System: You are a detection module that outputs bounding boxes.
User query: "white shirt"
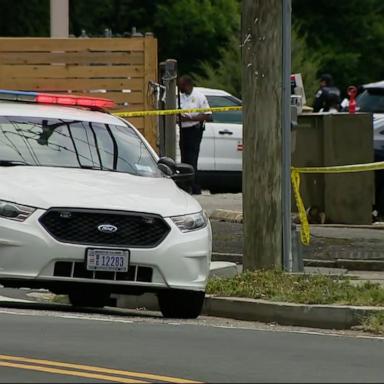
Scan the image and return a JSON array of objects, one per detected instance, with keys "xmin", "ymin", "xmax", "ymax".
[
  {"xmin": 320, "ymin": 107, "xmax": 339, "ymax": 113},
  {"xmin": 178, "ymin": 88, "xmax": 211, "ymax": 128}
]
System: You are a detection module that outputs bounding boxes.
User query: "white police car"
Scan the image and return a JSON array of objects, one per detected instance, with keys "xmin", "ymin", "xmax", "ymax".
[{"xmin": 0, "ymin": 90, "xmax": 211, "ymax": 318}]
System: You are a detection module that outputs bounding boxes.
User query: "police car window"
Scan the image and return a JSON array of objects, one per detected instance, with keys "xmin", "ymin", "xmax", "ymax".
[
  {"xmin": 206, "ymin": 96, "xmax": 242, "ymax": 124},
  {"xmin": 0, "ymin": 117, "xmax": 161, "ymax": 177}
]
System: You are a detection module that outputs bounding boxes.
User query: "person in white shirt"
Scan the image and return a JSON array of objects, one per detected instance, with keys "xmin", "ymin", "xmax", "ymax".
[{"xmin": 178, "ymin": 75, "xmax": 212, "ymax": 194}]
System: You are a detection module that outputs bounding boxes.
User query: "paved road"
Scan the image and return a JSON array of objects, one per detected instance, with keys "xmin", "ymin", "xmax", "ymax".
[{"xmin": 0, "ymin": 291, "xmax": 384, "ymax": 383}]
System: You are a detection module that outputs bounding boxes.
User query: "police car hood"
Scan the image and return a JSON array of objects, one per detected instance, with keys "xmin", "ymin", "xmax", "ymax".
[{"xmin": 0, "ymin": 166, "xmax": 202, "ymax": 217}]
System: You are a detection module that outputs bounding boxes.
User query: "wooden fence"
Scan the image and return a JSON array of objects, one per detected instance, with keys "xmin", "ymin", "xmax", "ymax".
[{"xmin": 0, "ymin": 36, "xmax": 158, "ymax": 149}]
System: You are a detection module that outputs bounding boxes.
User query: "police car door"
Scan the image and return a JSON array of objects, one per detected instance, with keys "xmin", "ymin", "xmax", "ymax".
[{"xmin": 205, "ymin": 95, "xmax": 242, "ymax": 171}]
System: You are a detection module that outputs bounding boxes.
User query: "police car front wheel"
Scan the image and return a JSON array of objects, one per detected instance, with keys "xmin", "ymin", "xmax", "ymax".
[{"xmin": 158, "ymin": 289, "xmax": 205, "ymax": 319}]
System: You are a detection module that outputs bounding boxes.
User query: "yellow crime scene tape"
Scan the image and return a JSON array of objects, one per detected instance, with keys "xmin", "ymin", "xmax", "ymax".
[
  {"xmin": 116, "ymin": 105, "xmax": 383, "ymax": 248},
  {"xmin": 114, "ymin": 106, "xmax": 242, "ymax": 118},
  {"xmin": 291, "ymin": 161, "xmax": 384, "ymax": 246}
]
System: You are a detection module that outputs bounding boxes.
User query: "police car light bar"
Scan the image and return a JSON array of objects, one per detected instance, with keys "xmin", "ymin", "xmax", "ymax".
[{"xmin": 0, "ymin": 90, "xmax": 115, "ymax": 109}]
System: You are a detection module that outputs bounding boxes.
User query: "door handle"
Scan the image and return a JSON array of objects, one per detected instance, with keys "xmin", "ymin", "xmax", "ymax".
[{"xmin": 218, "ymin": 130, "xmax": 233, "ymax": 135}]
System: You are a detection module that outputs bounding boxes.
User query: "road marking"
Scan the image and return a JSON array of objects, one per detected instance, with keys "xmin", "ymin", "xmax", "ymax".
[
  {"xmin": 0, "ymin": 308, "xmax": 134, "ymax": 323},
  {"xmin": 0, "ymin": 295, "xmax": 31, "ymax": 303},
  {"xmin": 0, "ymin": 361, "xmax": 146, "ymax": 383},
  {"xmin": 0, "ymin": 355, "xmax": 200, "ymax": 384},
  {"xmin": 1, "ymin": 305, "xmax": 384, "ymax": 342},
  {"xmin": 209, "ymin": 323, "xmax": 384, "ymax": 341}
]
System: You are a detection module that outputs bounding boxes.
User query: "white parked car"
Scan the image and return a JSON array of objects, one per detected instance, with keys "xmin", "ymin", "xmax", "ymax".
[
  {"xmin": 176, "ymin": 87, "xmax": 242, "ymax": 193},
  {"xmin": 0, "ymin": 90, "xmax": 211, "ymax": 318},
  {"xmin": 356, "ymin": 81, "xmax": 384, "ymax": 214}
]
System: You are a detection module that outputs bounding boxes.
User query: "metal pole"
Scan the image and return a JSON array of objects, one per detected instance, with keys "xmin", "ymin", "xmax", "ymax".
[
  {"xmin": 50, "ymin": 0, "xmax": 69, "ymax": 38},
  {"xmin": 158, "ymin": 62, "xmax": 166, "ymax": 156},
  {"xmin": 282, "ymin": 0, "xmax": 292, "ymax": 271},
  {"xmin": 163, "ymin": 59, "xmax": 177, "ymax": 159}
]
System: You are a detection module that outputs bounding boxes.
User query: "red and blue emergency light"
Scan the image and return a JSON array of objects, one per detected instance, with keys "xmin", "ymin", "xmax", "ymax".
[{"xmin": 0, "ymin": 90, "xmax": 115, "ymax": 109}]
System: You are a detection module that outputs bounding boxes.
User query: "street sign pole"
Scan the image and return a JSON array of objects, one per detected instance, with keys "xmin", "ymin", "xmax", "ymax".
[{"xmin": 282, "ymin": 0, "xmax": 292, "ymax": 271}]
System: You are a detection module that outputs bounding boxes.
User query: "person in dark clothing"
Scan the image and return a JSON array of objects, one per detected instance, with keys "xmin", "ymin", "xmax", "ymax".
[
  {"xmin": 313, "ymin": 74, "xmax": 341, "ymax": 112},
  {"xmin": 178, "ymin": 75, "xmax": 212, "ymax": 194}
]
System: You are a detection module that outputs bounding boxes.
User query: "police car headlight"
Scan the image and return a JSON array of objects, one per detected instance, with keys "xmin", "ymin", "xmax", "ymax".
[
  {"xmin": 0, "ymin": 200, "xmax": 36, "ymax": 222},
  {"xmin": 171, "ymin": 211, "xmax": 208, "ymax": 232}
]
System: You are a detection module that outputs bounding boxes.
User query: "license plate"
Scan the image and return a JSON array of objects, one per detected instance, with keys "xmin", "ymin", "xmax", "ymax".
[{"xmin": 86, "ymin": 249, "xmax": 130, "ymax": 272}]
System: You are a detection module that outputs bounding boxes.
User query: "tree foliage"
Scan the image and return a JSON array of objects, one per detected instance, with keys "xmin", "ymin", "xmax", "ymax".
[
  {"xmin": 193, "ymin": 25, "xmax": 320, "ymax": 102},
  {"xmin": 193, "ymin": 34, "xmax": 241, "ymax": 97},
  {"xmin": 293, "ymin": 0, "xmax": 384, "ymax": 93},
  {"xmin": 70, "ymin": 0, "xmax": 239, "ymax": 74},
  {"xmin": 0, "ymin": 0, "xmax": 49, "ymax": 36},
  {"xmin": 0, "ymin": 0, "xmax": 384, "ymax": 100},
  {"xmin": 153, "ymin": 0, "xmax": 240, "ymax": 74}
]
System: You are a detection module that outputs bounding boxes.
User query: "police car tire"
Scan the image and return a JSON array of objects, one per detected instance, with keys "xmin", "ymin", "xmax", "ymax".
[
  {"xmin": 68, "ymin": 290, "xmax": 110, "ymax": 308},
  {"xmin": 158, "ymin": 290, "xmax": 205, "ymax": 319}
]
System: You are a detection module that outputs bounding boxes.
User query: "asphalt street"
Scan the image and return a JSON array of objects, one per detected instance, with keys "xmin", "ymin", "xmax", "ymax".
[{"xmin": 0, "ymin": 290, "xmax": 384, "ymax": 383}]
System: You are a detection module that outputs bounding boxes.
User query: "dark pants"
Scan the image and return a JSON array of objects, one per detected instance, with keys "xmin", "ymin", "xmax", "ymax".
[{"xmin": 179, "ymin": 124, "xmax": 203, "ymax": 194}]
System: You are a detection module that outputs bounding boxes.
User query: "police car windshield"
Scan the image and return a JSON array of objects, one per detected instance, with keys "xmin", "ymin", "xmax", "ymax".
[
  {"xmin": 0, "ymin": 116, "xmax": 161, "ymax": 177},
  {"xmin": 357, "ymin": 89, "xmax": 384, "ymax": 113}
]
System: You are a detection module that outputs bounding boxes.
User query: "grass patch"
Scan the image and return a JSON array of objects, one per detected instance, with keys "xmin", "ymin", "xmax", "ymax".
[
  {"xmin": 207, "ymin": 270, "xmax": 384, "ymax": 306},
  {"xmin": 51, "ymin": 295, "xmax": 69, "ymax": 304},
  {"xmin": 361, "ymin": 313, "xmax": 384, "ymax": 334}
]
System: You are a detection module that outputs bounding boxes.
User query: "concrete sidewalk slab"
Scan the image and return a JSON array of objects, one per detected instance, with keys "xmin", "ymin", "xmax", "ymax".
[{"xmin": 194, "ymin": 193, "xmax": 242, "ymax": 216}]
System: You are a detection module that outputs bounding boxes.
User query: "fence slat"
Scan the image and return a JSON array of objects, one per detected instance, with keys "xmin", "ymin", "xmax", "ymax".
[
  {"xmin": 67, "ymin": 91, "xmax": 144, "ymax": 105},
  {"xmin": 0, "ymin": 52, "xmax": 144, "ymax": 65},
  {"xmin": 0, "ymin": 78, "xmax": 143, "ymax": 91},
  {"xmin": 123, "ymin": 116, "xmax": 144, "ymax": 128},
  {"xmin": 0, "ymin": 37, "xmax": 158, "ymax": 150},
  {"xmin": 0, "ymin": 38, "xmax": 144, "ymax": 52},
  {"xmin": 0, "ymin": 65, "xmax": 144, "ymax": 78}
]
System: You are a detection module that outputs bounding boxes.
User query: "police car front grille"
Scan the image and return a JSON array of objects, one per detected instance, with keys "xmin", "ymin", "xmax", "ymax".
[
  {"xmin": 39, "ymin": 209, "xmax": 170, "ymax": 247},
  {"xmin": 54, "ymin": 261, "xmax": 153, "ymax": 283}
]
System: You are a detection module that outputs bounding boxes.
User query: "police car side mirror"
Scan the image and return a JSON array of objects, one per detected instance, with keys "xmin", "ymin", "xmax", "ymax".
[
  {"xmin": 158, "ymin": 163, "xmax": 173, "ymax": 176},
  {"xmin": 172, "ymin": 163, "xmax": 195, "ymax": 184},
  {"xmin": 158, "ymin": 157, "xmax": 176, "ymax": 173},
  {"xmin": 158, "ymin": 158, "xmax": 194, "ymax": 185}
]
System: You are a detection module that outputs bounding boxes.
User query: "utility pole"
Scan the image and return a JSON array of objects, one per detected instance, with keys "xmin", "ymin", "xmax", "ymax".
[
  {"xmin": 282, "ymin": 0, "xmax": 292, "ymax": 271},
  {"xmin": 242, "ymin": 0, "xmax": 290, "ymax": 270},
  {"xmin": 50, "ymin": 0, "xmax": 69, "ymax": 37}
]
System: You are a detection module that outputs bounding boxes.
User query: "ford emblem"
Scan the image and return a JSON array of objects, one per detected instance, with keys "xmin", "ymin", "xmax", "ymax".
[{"xmin": 97, "ymin": 224, "xmax": 118, "ymax": 234}]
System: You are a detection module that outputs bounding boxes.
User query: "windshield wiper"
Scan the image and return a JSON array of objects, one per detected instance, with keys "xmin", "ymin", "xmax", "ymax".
[{"xmin": 0, "ymin": 160, "xmax": 31, "ymax": 166}]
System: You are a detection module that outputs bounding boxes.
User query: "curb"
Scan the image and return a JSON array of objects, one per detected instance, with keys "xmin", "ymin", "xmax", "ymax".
[
  {"xmin": 210, "ymin": 209, "xmax": 243, "ymax": 223},
  {"xmin": 304, "ymin": 258, "xmax": 384, "ymax": 271},
  {"xmin": 112, "ymin": 293, "xmax": 383, "ymax": 330},
  {"xmin": 212, "ymin": 252, "xmax": 384, "ymax": 272},
  {"xmin": 202, "ymin": 297, "xmax": 383, "ymax": 329},
  {"xmin": 212, "ymin": 252, "xmax": 242, "ymax": 264},
  {"xmin": 311, "ymin": 224, "xmax": 384, "ymax": 230}
]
